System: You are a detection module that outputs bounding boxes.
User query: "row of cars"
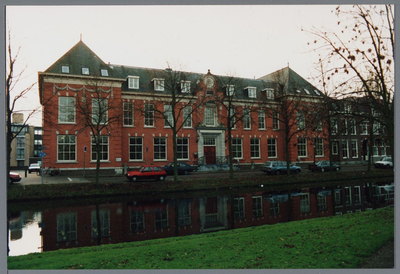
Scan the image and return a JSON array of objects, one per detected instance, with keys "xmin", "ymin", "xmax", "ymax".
[
  {"xmin": 260, "ymin": 160, "xmax": 341, "ymax": 175},
  {"xmin": 126, "ymin": 162, "xmax": 194, "ymax": 182}
]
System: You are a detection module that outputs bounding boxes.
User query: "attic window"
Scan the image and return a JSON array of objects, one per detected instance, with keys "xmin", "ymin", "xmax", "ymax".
[
  {"xmin": 263, "ymin": 88, "xmax": 274, "ymax": 99},
  {"xmin": 226, "ymin": 85, "xmax": 235, "ymax": 96},
  {"xmin": 62, "ymin": 66, "xmax": 69, "ymax": 73},
  {"xmin": 101, "ymin": 69, "xmax": 108, "ymax": 77},
  {"xmin": 314, "ymin": 89, "xmax": 320, "ymax": 95},
  {"xmin": 82, "ymin": 68, "xmax": 89, "ymax": 75},
  {"xmin": 128, "ymin": 76, "xmax": 139, "ymax": 89},
  {"xmin": 181, "ymin": 81, "xmax": 191, "ymax": 93},
  {"xmin": 152, "ymin": 78, "xmax": 164, "ymax": 91},
  {"xmin": 296, "ymin": 89, "xmax": 302, "ymax": 93},
  {"xmin": 246, "ymin": 87, "xmax": 257, "ymax": 98},
  {"xmin": 304, "ymin": 88, "xmax": 310, "ymax": 95}
]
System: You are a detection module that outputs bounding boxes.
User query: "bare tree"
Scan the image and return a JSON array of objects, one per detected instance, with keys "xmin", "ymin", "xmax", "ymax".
[
  {"xmin": 6, "ymin": 31, "xmax": 37, "ymax": 183},
  {"xmin": 305, "ymin": 4, "xmax": 394, "ymax": 161},
  {"xmin": 140, "ymin": 65, "xmax": 204, "ymax": 181},
  {"xmin": 212, "ymin": 74, "xmax": 260, "ymax": 179},
  {"xmin": 74, "ymin": 77, "xmax": 122, "ymax": 184}
]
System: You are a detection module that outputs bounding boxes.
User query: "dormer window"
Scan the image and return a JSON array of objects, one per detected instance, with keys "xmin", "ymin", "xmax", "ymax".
[
  {"xmin": 314, "ymin": 89, "xmax": 320, "ymax": 95},
  {"xmin": 304, "ymin": 88, "xmax": 310, "ymax": 95},
  {"xmin": 181, "ymin": 81, "xmax": 190, "ymax": 93},
  {"xmin": 62, "ymin": 66, "xmax": 70, "ymax": 73},
  {"xmin": 263, "ymin": 88, "xmax": 274, "ymax": 99},
  {"xmin": 128, "ymin": 76, "xmax": 139, "ymax": 89},
  {"xmin": 226, "ymin": 85, "xmax": 235, "ymax": 96},
  {"xmin": 246, "ymin": 87, "xmax": 257, "ymax": 98},
  {"xmin": 152, "ymin": 78, "xmax": 164, "ymax": 91},
  {"xmin": 101, "ymin": 69, "xmax": 108, "ymax": 77},
  {"xmin": 82, "ymin": 68, "xmax": 89, "ymax": 75}
]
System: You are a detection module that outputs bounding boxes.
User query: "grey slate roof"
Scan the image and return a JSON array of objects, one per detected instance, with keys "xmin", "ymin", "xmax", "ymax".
[{"xmin": 44, "ymin": 41, "xmax": 322, "ymax": 99}]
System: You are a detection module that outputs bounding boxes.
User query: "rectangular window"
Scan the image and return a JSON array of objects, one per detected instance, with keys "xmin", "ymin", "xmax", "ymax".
[
  {"xmin": 350, "ymin": 119, "xmax": 356, "ymax": 135},
  {"xmin": 155, "ymin": 208, "xmax": 169, "ymax": 229},
  {"xmin": 181, "ymin": 81, "xmax": 191, "ymax": 93},
  {"xmin": 234, "ymin": 197, "xmax": 245, "ymax": 220},
  {"xmin": 298, "ymin": 138, "xmax": 307, "ymax": 157},
  {"xmin": 130, "ymin": 211, "xmax": 145, "ymax": 232},
  {"xmin": 129, "ymin": 137, "xmax": 143, "ymax": 161},
  {"xmin": 258, "ymin": 110, "xmax": 265, "ymax": 129},
  {"xmin": 229, "ymin": 108, "xmax": 236, "ymax": 129},
  {"xmin": 59, "ymin": 97, "xmax": 76, "ymax": 123},
  {"xmin": 100, "ymin": 69, "xmax": 108, "ymax": 77},
  {"xmin": 270, "ymin": 203, "xmax": 279, "ymax": 216},
  {"xmin": 178, "ymin": 200, "xmax": 191, "ymax": 226},
  {"xmin": 154, "ymin": 137, "xmax": 167, "ymax": 160},
  {"xmin": 177, "ymin": 137, "xmax": 189, "ymax": 160},
  {"xmin": 247, "ymin": 87, "xmax": 256, "ymax": 98},
  {"xmin": 297, "ymin": 111, "xmax": 305, "ymax": 130},
  {"xmin": 252, "ymin": 196, "xmax": 263, "ymax": 218},
  {"xmin": 144, "ymin": 104, "xmax": 154, "ymax": 127},
  {"xmin": 264, "ymin": 88, "xmax": 274, "ymax": 99},
  {"xmin": 183, "ymin": 106, "xmax": 192, "ymax": 128},
  {"xmin": 226, "ymin": 85, "xmax": 235, "ymax": 96},
  {"xmin": 335, "ymin": 190, "xmax": 342, "ymax": 205},
  {"xmin": 250, "ymin": 138, "xmax": 260, "ymax": 158},
  {"xmin": 123, "ymin": 101, "xmax": 134, "ymax": 126},
  {"xmin": 332, "ymin": 141, "xmax": 339, "ymax": 155},
  {"xmin": 331, "ymin": 118, "xmax": 338, "ymax": 135},
  {"xmin": 128, "ymin": 76, "xmax": 139, "ymax": 89},
  {"xmin": 351, "ymin": 141, "xmax": 358, "ymax": 158},
  {"xmin": 342, "ymin": 140, "xmax": 349, "ymax": 158},
  {"xmin": 361, "ymin": 121, "xmax": 369, "ymax": 135},
  {"xmin": 300, "ymin": 193, "xmax": 310, "ymax": 213},
  {"xmin": 57, "ymin": 212, "xmax": 77, "ymax": 242},
  {"xmin": 354, "ymin": 186, "xmax": 361, "ymax": 204},
  {"xmin": 345, "ymin": 187, "xmax": 352, "ymax": 205},
  {"xmin": 268, "ymin": 138, "xmax": 277, "ymax": 158},
  {"xmin": 273, "ymin": 111, "xmax": 279, "ymax": 130},
  {"xmin": 91, "ymin": 136, "xmax": 109, "ymax": 161},
  {"xmin": 204, "ymin": 137, "xmax": 216, "ymax": 146},
  {"xmin": 205, "ymin": 106, "xmax": 216, "ymax": 126},
  {"xmin": 243, "ymin": 109, "xmax": 251, "ymax": 129},
  {"xmin": 317, "ymin": 195, "xmax": 327, "ymax": 212},
  {"xmin": 232, "ymin": 138, "xmax": 243, "ymax": 159},
  {"xmin": 82, "ymin": 68, "xmax": 89, "ymax": 75},
  {"xmin": 342, "ymin": 118, "xmax": 348, "ymax": 135},
  {"xmin": 91, "ymin": 210, "xmax": 110, "ymax": 238},
  {"xmin": 164, "ymin": 104, "xmax": 173, "ymax": 127},
  {"xmin": 315, "ymin": 138, "xmax": 324, "ymax": 157},
  {"xmin": 153, "ymin": 78, "xmax": 164, "ymax": 91},
  {"xmin": 61, "ymin": 65, "xmax": 69, "ymax": 73},
  {"xmin": 16, "ymin": 137, "xmax": 25, "ymax": 160},
  {"xmin": 92, "ymin": 98, "xmax": 108, "ymax": 124},
  {"xmin": 57, "ymin": 135, "xmax": 76, "ymax": 161}
]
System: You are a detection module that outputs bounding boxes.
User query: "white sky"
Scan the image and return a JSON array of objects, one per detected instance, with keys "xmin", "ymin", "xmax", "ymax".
[{"xmin": 6, "ymin": 5, "xmax": 342, "ymax": 126}]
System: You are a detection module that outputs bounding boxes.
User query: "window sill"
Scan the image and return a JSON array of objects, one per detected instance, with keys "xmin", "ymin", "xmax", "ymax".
[{"xmin": 56, "ymin": 161, "xmax": 78, "ymax": 164}]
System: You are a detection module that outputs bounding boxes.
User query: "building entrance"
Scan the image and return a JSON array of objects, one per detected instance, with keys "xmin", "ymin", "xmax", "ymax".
[{"xmin": 204, "ymin": 146, "xmax": 216, "ymax": 164}]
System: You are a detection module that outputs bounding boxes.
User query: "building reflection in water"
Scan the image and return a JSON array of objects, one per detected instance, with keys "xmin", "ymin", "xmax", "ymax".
[{"xmin": 8, "ymin": 182, "xmax": 394, "ymax": 256}]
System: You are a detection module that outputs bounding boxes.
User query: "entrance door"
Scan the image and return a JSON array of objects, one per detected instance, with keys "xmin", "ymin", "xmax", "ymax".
[{"xmin": 204, "ymin": 146, "xmax": 216, "ymax": 164}]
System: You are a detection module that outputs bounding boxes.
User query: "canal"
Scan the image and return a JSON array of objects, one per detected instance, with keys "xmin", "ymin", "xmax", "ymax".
[{"xmin": 7, "ymin": 180, "xmax": 394, "ymax": 256}]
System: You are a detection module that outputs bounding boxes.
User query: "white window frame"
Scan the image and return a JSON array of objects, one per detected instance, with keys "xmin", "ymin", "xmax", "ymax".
[
  {"xmin": 263, "ymin": 88, "xmax": 274, "ymax": 99},
  {"xmin": 226, "ymin": 85, "xmax": 235, "ymax": 96},
  {"xmin": 250, "ymin": 138, "xmax": 260, "ymax": 159},
  {"xmin": 273, "ymin": 111, "xmax": 279, "ymax": 130},
  {"xmin": 123, "ymin": 101, "xmax": 134, "ymax": 126},
  {"xmin": 232, "ymin": 138, "xmax": 243, "ymax": 159},
  {"xmin": 154, "ymin": 137, "xmax": 167, "ymax": 160},
  {"xmin": 61, "ymin": 65, "xmax": 69, "ymax": 73},
  {"xmin": 183, "ymin": 106, "xmax": 192, "ymax": 128},
  {"xmin": 59, "ymin": 97, "xmax": 76, "ymax": 124},
  {"xmin": 128, "ymin": 76, "xmax": 140, "ymax": 89},
  {"xmin": 247, "ymin": 87, "xmax": 256, "ymax": 98},
  {"xmin": 91, "ymin": 135, "xmax": 109, "ymax": 162},
  {"xmin": 234, "ymin": 197, "xmax": 245, "ymax": 220},
  {"xmin": 342, "ymin": 140, "xmax": 349, "ymax": 158},
  {"xmin": 164, "ymin": 104, "xmax": 173, "ymax": 127},
  {"xmin": 177, "ymin": 137, "xmax": 189, "ymax": 160},
  {"xmin": 298, "ymin": 138, "xmax": 307, "ymax": 158},
  {"xmin": 181, "ymin": 80, "xmax": 191, "ymax": 93},
  {"xmin": 244, "ymin": 109, "xmax": 251, "ymax": 129},
  {"xmin": 205, "ymin": 106, "xmax": 217, "ymax": 126},
  {"xmin": 361, "ymin": 121, "xmax": 369, "ymax": 135},
  {"xmin": 332, "ymin": 141, "xmax": 339, "ymax": 155},
  {"xmin": 252, "ymin": 196, "xmax": 263, "ymax": 218},
  {"xmin": 300, "ymin": 193, "xmax": 310, "ymax": 213},
  {"xmin": 351, "ymin": 140, "xmax": 358, "ymax": 158},
  {"xmin": 315, "ymin": 138, "xmax": 324, "ymax": 157},
  {"xmin": 100, "ymin": 69, "xmax": 108, "ymax": 77},
  {"xmin": 331, "ymin": 118, "xmax": 338, "ymax": 135},
  {"xmin": 268, "ymin": 138, "xmax": 277, "ymax": 158},
  {"xmin": 229, "ymin": 107, "xmax": 236, "ymax": 129},
  {"xmin": 92, "ymin": 98, "xmax": 108, "ymax": 125},
  {"xmin": 82, "ymin": 67, "xmax": 89, "ymax": 75},
  {"xmin": 129, "ymin": 137, "xmax": 143, "ymax": 161},
  {"xmin": 144, "ymin": 104, "xmax": 154, "ymax": 127},
  {"xmin": 258, "ymin": 110, "xmax": 265, "ymax": 129},
  {"xmin": 297, "ymin": 111, "xmax": 305, "ymax": 130},
  {"xmin": 153, "ymin": 78, "xmax": 164, "ymax": 91},
  {"xmin": 57, "ymin": 135, "xmax": 76, "ymax": 162}
]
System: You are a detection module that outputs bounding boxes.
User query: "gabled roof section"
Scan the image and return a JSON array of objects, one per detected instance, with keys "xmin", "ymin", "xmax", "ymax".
[
  {"xmin": 44, "ymin": 40, "xmax": 111, "ymax": 77},
  {"xmin": 258, "ymin": 66, "xmax": 324, "ymax": 97}
]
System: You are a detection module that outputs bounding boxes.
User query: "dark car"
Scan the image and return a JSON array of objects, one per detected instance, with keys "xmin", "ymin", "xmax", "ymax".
[
  {"xmin": 9, "ymin": 172, "xmax": 22, "ymax": 184},
  {"xmin": 126, "ymin": 165, "xmax": 167, "ymax": 182},
  {"xmin": 162, "ymin": 162, "xmax": 194, "ymax": 175},
  {"xmin": 28, "ymin": 163, "xmax": 41, "ymax": 174},
  {"xmin": 308, "ymin": 161, "xmax": 341, "ymax": 172},
  {"xmin": 261, "ymin": 161, "xmax": 302, "ymax": 175}
]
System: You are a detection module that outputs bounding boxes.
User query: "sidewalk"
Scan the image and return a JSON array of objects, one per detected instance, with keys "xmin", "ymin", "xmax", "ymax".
[{"xmin": 13, "ymin": 170, "xmax": 91, "ymax": 185}]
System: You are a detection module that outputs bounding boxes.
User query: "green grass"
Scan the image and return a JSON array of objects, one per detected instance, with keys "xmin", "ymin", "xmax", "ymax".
[{"xmin": 8, "ymin": 207, "xmax": 394, "ymax": 269}]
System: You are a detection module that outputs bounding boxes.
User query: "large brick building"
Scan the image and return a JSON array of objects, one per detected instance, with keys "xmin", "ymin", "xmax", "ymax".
[{"xmin": 38, "ymin": 41, "xmax": 330, "ymax": 172}]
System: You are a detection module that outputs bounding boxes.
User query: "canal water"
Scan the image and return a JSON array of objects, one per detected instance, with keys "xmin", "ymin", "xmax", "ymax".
[{"xmin": 8, "ymin": 180, "xmax": 394, "ymax": 256}]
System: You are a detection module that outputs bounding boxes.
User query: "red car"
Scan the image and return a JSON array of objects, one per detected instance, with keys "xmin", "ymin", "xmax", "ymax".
[
  {"xmin": 9, "ymin": 172, "xmax": 22, "ymax": 184},
  {"xmin": 126, "ymin": 165, "xmax": 167, "ymax": 182}
]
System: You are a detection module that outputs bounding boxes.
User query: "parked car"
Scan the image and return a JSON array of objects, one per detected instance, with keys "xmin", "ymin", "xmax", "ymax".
[
  {"xmin": 9, "ymin": 172, "xmax": 22, "ymax": 184},
  {"xmin": 163, "ymin": 162, "xmax": 194, "ymax": 175},
  {"xmin": 28, "ymin": 163, "xmax": 41, "ymax": 174},
  {"xmin": 374, "ymin": 157, "xmax": 393, "ymax": 169},
  {"xmin": 261, "ymin": 161, "xmax": 301, "ymax": 175},
  {"xmin": 126, "ymin": 165, "xmax": 167, "ymax": 182},
  {"xmin": 308, "ymin": 161, "xmax": 341, "ymax": 172}
]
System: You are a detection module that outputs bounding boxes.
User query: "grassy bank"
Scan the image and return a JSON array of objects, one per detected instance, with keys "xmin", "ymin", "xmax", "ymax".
[
  {"xmin": 8, "ymin": 207, "xmax": 394, "ymax": 269},
  {"xmin": 7, "ymin": 170, "xmax": 393, "ymax": 202}
]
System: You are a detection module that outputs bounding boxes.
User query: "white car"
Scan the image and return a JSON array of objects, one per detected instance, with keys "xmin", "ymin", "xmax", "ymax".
[
  {"xmin": 374, "ymin": 157, "xmax": 393, "ymax": 169},
  {"xmin": 28, "ymin": 163, "xmax": 41, "ymax": 173}
]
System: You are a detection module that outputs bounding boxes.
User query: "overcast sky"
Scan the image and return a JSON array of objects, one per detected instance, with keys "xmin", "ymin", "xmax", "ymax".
[{"xmin": 7, "ymin": 5, "xmax": 343, "ymax": 126}]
